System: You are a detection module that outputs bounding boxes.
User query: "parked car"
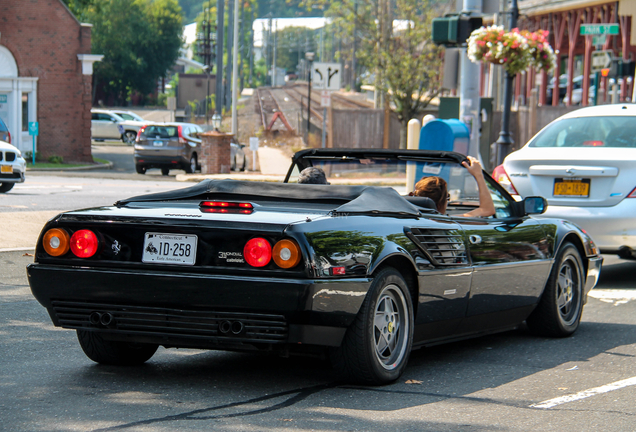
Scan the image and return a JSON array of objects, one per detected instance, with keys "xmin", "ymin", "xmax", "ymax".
[
  {"xmin": 0, "ymin": 117, "xmax": 11, "ymax": 143},
  {"xmin": 546, "ymin": 74, "xmax": 568, "ymax": 103},
  {"xmin": 231, "ymin": 141, "xmax": 247, "ymax": 171},
  {"xmin": 0, "ymin": 139, "xmax": 26, "ymax": 193},
  {"xmin": 493, "ymin": 103, "xmax": 636, "ymax": 259},
  {"xmin": 91, "ymin": 109, "xmax": 146, "ymax": 144},
  {"xmin": 27, "ymin": 148, "xmax": 602, "ymax": 385},
  {"xmin": 107, "ymin": 110, "xmax": 146, "ymax": 123},
  {"xmin": 563, "ymin": 75, "xmax": 596, "ymax": 105},
  {"xmin": 134, "ymin": 122, "xmax": 203, "ymax": 175}
]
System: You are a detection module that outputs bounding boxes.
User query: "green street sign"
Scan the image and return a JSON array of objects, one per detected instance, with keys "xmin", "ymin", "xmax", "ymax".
[
  {"xmin": 580, "ymin": 24, "xmax": 619, "ymax": 35},
  {"xmin": 28, "ymin": 121, "xmax": 39, "ymax": 136},
  {"xmin": 592, "ymin": 35, "xmax": 607, "ymax": 46},
  {"xmin": 0, "ymin": 95, "xmax": 7, "ymax": 103}
]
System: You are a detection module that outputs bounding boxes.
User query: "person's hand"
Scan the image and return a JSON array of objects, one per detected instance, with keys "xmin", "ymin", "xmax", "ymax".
[{"xmin": 462, "ymin": 156, "xmax": 484, "ymax": 178}]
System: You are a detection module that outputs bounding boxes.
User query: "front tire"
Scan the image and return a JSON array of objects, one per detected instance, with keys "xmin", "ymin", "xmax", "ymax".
[
  {"xmin": 526, "ymin": 242, "xmax": 584, "ymax": 337},
  {"xmin": 77, "ymin": 330, "xmax": 158, "ymax": 365},
  {"xmin": 122, "ymin": 131, "xmax": 136, "ymax": 145},
  {"xmin": 161, "ymin": 167, "xmax": 170, "ymax": 176},
  {"xmin": 0, "ymin": 182, "xmax": 14, "ymax": 193},
  {"xmin": 331, "ymin": 267, "xmax": 414, "ymax": 385}
]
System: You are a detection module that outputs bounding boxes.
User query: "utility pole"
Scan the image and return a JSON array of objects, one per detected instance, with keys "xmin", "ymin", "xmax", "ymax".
[
  {"xmin": 215, "ymin": 0, "xmax": 224, "ymax": 118},
  {"xmin": 272, "ymin": 20, "xmax": 277, "ymax": 86},
  {"xmin": 225, "ymin": 0, "xmax": 234, "ymax": 112},
  {"xmin": 495, "ymin": 0, "xmax": 519, "ymax": 165},
  {"xmin": 231, "ymin": 0, "xmax": 239, "ymax": 135},
  {"xmin": 459, "ymin": 0, "xmax": 483, "ymax": 159}
]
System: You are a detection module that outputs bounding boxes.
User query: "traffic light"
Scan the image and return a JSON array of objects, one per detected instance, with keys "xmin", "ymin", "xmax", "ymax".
[{"xmin": 432, "ymin": 14, "xmax": 483, "ymax": 46}]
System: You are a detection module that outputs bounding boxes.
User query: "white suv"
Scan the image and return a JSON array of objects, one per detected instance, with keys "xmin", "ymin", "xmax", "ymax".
[
  {"xmin": 91, "ymin": 109, "xmax": 147, "ymax": 145},
  {"xmin": 0, "ymin": 139, "xmax": 26, "ymax": 193}
]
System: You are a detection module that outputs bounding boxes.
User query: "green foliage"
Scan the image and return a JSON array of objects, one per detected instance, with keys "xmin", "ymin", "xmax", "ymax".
[
  {"xmin": 85, "ymin": 0, "xmax": 183, "ymax": 105},
  {"xmin": 48, "ymin": 155, "xmax": 64, "ymax": 164},
  {"xmin": 273, "ymin": 26, "xmax": 315, "ymax": 72}
]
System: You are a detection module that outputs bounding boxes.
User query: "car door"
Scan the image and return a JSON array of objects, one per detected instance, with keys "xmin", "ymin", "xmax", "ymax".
[{"xmin": 455, "ymin": 184, "xmax": 552, "ymax": 332}]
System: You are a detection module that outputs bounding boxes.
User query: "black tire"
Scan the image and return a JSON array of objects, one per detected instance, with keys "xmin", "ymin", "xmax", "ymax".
[
  {"xmin": 185, "ymin": 154, "xmax": 197, "ymax": 174},
  {"xmin": 526, "ymin": 242, "xmax": 584, "ymax": 337},
  {"xmin": 76, "ymin": 330, "xmax": 158, "ymax": 365},
  {"xmin": 135, "ymin": 164, "xmax": 146, "ymax": 174},
  {"xmin": 330, "ymin": 267, "xmax": 414, "ymax": 385},
  {"xmin": 0, "ymin": 182, "xmax": 14, "ymax": 193},
  {"xmin": 161, "ymin": 167, "xmax": 170, "ymax": 176},
  {"xmin": 240, "ymin": 156, "xmax": 247, "ymax": 171},
  {"xmin": 231, "ymin": 156, "xmax": 237, "ymax": 171},
  {"xmin": 122, "ymin": 131, "xmax": 136, "ymax": 145}
]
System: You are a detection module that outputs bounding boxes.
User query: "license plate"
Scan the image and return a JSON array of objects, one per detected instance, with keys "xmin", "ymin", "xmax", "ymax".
[
  {"xmin": 153, "ymin": 140, "xmax": 163, "ymax": 147},
  {"xmin": 0, "ymin": 165, "xmax": 11, "ymax": 174},
  {"xmin": 142, "ymin": 233, "xmax": 197, "ymax": 265},
  {"xmin": 554, "ymin": 178, "xmax": 590, "ymax": 197}
]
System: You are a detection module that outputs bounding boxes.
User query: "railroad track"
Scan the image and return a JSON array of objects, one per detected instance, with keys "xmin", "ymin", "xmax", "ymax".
[{"xmin": 255, "ymin": 88, "xmax": 282, "ymax": 130}]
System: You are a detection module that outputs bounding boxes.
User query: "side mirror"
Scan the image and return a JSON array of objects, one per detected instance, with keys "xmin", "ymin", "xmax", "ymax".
[{"xmin": 523, "ymin": 196, "xmax": 548, "ymax": 215}]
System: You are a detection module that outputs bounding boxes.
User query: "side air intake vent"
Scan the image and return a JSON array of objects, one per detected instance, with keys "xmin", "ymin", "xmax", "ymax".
[{"xmin": 406, "ymin": 227, "xmax": 469, "ymax": 266}]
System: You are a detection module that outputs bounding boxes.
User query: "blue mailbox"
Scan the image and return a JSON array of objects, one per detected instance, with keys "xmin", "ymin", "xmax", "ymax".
[{"xmin": 412, "ymin": 119, "xmax": 469, "ymax": 189}]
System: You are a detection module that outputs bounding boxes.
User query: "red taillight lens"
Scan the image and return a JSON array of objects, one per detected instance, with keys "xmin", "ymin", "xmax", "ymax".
[
  {"xmin": 43, "ymin": 228, "xmax": 70, "ymax": 257},
  {"xmin": 70, "ymin": 229, "xmax": 99, "ymax": 258},
  {"xmin": 272, "ymin": 239, "xmax": 301, "ymax": 269},
  {"xmin": 628, "ymin": 187, "xmax": 636, "ymax": 198},
  {"xmin": 136, "ymin": 126, "xmax": 146, "ymax": 142},
  {"xmin": 6, "ymin": 131, "xmax": 10, "ymax": 144},
  {"xmin": 243, "ymin": 238, "xmax": 271, "ymax": 267},
  {"xmin": 492, "ymin": 164, "xmax": 519, "ymax": 195},
  {"xmin": 178, "ymin": 125, "xmax": 187, "ymax": 144}
]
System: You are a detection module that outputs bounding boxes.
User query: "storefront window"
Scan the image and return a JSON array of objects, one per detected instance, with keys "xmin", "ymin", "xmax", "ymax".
[{"xmin": 22, "ymin": 93, "xmax": 29, "ymax": 132}]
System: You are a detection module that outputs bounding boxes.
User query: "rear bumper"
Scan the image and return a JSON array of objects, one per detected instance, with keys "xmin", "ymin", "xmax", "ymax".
[
  {"xmin": 27, "ymin": 264, "xmax": 371, "ymax": 348},
  {"xmin": 540, "ymin": 201, "xmax": 636, "ymax": 253},
  {"xmin": 134, "ymin": 154, "xmax": 188, "ymax": 169}
]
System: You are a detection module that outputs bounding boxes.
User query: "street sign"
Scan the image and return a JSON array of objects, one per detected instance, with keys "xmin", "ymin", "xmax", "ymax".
[
  {"xmin": 312, "ymin": 62, "xmax": 341, "ymax": 90},
  {"xmin": 0, "ymin": 94, "xmax": 7, "ymax": 103},
  {"xmin": 591, "ymin": 50, "xmax": 612, "ymax": 72},
  {"xmin": 249, "ymin": 136, "xmax": 259, "ymax": 151},
  {"xmin": 592, "ymin": 35, "xmax": 607, "ymax": 47},
  {"xmin": 320, "ymin": 90, "xmax": 331, "ymax": 108},
  {"xmin": 580, "ymin": 24, "xmax": 619, "ymax": 35},
  {"xmin": 28, "ymin": 121, "xmax": 39, "ymax": 136}
]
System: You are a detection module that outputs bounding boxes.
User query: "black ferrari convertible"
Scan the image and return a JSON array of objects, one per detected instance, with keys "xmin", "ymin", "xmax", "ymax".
[{"xmin": 27, "ymin": 149, "xmax": 602, "ymax": 385}]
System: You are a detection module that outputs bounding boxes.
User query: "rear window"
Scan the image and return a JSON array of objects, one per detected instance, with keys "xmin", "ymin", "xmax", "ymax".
[
  {"xmin": 529, "ymin": 116, "xmax": 636, "ymax": 148},
  {"xmin": 142, "ymin": 126, "xmax": 178, "ymax": 138}
]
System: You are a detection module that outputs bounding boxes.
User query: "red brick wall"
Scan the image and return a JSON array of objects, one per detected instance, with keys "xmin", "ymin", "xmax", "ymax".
[
  {"xmin": 0, "ymin": 0, "xmax": 93, "ymax": 163},
  {"xmin": 200, "ymin": 132, "xmax": 232, "ymax": 174}
]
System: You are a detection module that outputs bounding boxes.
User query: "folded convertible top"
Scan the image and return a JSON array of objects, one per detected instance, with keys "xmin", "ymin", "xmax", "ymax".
[{"xmin": 116, "ymin": 179, "xmax": 423, "ymax": 218}]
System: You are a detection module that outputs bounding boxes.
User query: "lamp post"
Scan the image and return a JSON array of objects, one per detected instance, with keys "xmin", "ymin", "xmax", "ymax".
[
  {"xmin": 495, "ymin": 0, "xmax": 519, "ymax": 166},
  {"xmin": 305, "ymin": 51, "xmax": 315, "ymax": 144},
  {"xmin": 211, "ymin": 113, "xmax": 222, "ymax": 132}
]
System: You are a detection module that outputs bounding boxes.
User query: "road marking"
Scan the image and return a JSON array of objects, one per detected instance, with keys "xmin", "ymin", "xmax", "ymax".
[
  {"xmin": 588, "ymin": 289, "xmax": 636, "ymax": 305},
  {"xmin": 531, "ymin": 376, "xmax": 636, "ymax": 409}
]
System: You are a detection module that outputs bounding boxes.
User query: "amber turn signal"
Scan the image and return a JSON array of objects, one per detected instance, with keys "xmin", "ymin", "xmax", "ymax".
[
  {"xmin": 43, "ymin": 228, "xmax": 70, "ymax": 257},
  {"xmin": 272, "ymin": 239, "xmax": 301, "ymax": 269}
]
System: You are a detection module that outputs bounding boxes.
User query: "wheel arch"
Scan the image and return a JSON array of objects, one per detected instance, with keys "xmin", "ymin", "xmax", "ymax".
[
  {"xmin": 369, "ymin": 252, "xmax": 419, "ymax": 317},
  {"xmin": 555, "ymin": 232, "xmax": 589, "ymax": 280}
]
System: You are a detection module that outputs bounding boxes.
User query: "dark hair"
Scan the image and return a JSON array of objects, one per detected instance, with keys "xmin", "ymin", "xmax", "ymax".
[
  {"xmin": 298, "ymin": 167, "xmax": 329, "ymax": 184},
  {"xmin": 412, "ymin": 176, "xmax": 447, "ymax": 212}
]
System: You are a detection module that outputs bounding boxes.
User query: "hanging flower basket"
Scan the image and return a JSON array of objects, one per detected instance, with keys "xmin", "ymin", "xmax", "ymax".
[{"xmin": 467, "ymin": 25, "xmax": 556, "ymax": 76}]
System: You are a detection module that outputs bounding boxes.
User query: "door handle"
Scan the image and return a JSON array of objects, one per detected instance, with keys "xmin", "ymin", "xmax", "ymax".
[{"xmin": 469, "ymin": 235, "xmax": 482, "ymax": 244}]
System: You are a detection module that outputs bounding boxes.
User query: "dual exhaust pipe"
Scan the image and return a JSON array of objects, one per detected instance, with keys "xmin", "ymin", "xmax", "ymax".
[
  {"xmin": 219, "ymin": 320, "xmax": 244, "ymax": 335},
  {"xmin": 89, "ymin": 311, "xmax": 114, "ymax": 327}
]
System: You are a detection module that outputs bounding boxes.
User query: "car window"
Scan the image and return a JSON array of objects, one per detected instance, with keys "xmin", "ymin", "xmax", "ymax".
[
  {"xmin": 487, "ymin": 182, "xmax": 512, "ymax": 218},
  {"xmin": 118, "ymin": 113, "xmax": 135, "ymax": 121},
  {"xmin": 529, "ymin": 116, "xmax": 636, "ymax": 148},
  {"xmin": 91, "ymin": 113, "xmax": 100, "ymax": 121},
  {"xmin": 142, "ymin": 126, "xmax": 178, "ymax": 138}
]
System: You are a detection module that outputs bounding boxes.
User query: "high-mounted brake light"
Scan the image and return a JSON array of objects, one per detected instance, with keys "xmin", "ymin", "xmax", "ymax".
[
  {"xmin": 627, "ymin": 187, "xmax": 636, "ymax": 198},
  {"xmin": 492, "ymin": 164, "xmax": 519, "ymax": 195},
  {"xmin": 43, "ymin": 228, "xmax": 70, "ymax": 257},
  {"xmin": 243, "ymin": 238, "xmax": 271, "ymax": 267},
  {"xmin": 272, "ymin": 239, "xmax": 301, "ymax": 269},
  {"xmin": 200, "ymin": 201, "xmax": 253, "ymax": 214},
  {"xmin": 582, "ymin": 140, "xmax": 604, "ymax": 147},
  {"xmin": 70, "ymin": 229, "xmax": 99, "ymax": 258}
]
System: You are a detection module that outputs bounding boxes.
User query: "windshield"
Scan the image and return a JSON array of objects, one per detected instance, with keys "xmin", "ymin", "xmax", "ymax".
[{"xmin": 529, "ymin": 116, "xmax": 636, "ymax": 148}]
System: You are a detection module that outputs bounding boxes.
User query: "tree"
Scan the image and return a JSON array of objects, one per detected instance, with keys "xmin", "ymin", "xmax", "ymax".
[
  {"xmin": 303, "ymin": 0, "xmax": 445, "ymax": 148},
  {"xmin": 84, "ymin": 0, "xmax": 183, "ymax": 105}
]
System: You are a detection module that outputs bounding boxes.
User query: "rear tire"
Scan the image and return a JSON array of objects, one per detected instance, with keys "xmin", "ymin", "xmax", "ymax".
[
  {"xmin": 135, "ymin": 165, "xmax": 146, "ymax": 174},
  {"xmin": 526, "ymin": 242, "xmax": 584, "ymax": 337},
  {"xmin": 122, "ymin": 131, "xmax": 136, "ymax": 145},
  {"xmin": 161, "ymin": 167, "xmax": 170, "ymax": 176},
  {"xmin": 77, "ymin": 330, "xmax": 158, "ymax": 365},
  {"xmin": 185, "ymin": 154, "xmax": 197, "ymax": 174},
  {"xmin": 0, "ymin": 183, "xmax": 14, "ymax": 193},
  {"xmin": 330, "ymin": 267, "xmax": 413, "ymax": 385}
]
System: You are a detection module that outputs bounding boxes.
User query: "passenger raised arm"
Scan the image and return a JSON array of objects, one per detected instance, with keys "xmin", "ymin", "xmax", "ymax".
[{"xmin": 460, "ymin": 156, "xmax": 495, "ymax": 218}]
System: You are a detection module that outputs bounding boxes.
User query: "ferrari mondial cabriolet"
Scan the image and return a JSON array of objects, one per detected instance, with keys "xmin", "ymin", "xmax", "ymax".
[{"xmin": 28, "ymin": 149, "xmax": 602, "ymax": 385}]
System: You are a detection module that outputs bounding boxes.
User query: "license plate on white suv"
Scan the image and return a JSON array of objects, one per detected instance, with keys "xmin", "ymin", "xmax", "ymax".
[{"xmin": 142, "ymin": 233, "xmax": 197, "ymax": 265}]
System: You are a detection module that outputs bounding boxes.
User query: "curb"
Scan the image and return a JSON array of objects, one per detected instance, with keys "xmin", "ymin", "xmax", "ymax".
[{"xmin": 27, "ymin": 160, "xmax": 114, "ymax": 172}]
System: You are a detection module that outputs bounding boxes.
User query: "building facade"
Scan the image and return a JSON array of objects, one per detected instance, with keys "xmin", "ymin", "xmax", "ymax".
[{"xmin": 0, "ymin": 0, "xmax": 101, "ymax": 162}]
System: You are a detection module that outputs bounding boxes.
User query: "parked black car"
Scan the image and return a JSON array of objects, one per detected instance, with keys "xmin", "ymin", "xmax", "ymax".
[{"xmin": 27, "ymin": 149, "xmax": 602, "ymax": 385}]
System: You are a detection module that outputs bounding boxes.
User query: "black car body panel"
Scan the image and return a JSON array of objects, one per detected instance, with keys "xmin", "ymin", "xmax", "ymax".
[{"xmin": 27, "ymin": 149, "xmax": 602, "ymax": 382}]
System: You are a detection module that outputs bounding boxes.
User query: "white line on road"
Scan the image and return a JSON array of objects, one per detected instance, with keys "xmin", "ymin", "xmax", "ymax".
[{"xmin": 531, "ymin": 376, "xmax": 636, "ymax": 409}]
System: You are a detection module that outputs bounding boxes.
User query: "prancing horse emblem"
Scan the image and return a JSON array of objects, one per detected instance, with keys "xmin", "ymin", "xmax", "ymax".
[{"xmin": 112, "ymin": 240, "xmax": 121, "ymax": 255}]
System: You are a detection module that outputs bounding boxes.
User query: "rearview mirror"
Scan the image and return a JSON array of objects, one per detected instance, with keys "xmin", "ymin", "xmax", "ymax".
[{"xmin": 523, "ymin": 196, "xmax": 548, "ymax": 215}]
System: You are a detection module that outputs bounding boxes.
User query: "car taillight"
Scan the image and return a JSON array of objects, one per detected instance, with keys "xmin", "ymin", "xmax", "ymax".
[
  {"xmin": 199, "ymin": 201, "xmax": 253, "ymax": 214},
  {"xmin": 43, "ymin": 228, "xmax": 70, "ymax": 257},
  {"xmin": 70, "ymin": 229, "xmax": 99, "ymax": 258},
  {"xmin": 177, "ymin": 125, "xmax": 186, "ymax": 144},
  {"xmin": 243, "ymin": 238, "xmax": 271, "ymax": 267},
  {"xmin": 628, "ymin": 187, "xmax": 636, "ymax": 198},
  {"xmin": 492, "ymin": 164, "xmax": 519, "ymax": 195},
  {"xmin": 272, "ymin": 239, "xmax": 301, "ymax": 269},
  {"xmin": 7, "ymin": 131, "xmax": 10, "ymax": 144},
  {"xmin": 136, "ymin": 126, "xmax": 146, "ymax": 142}
]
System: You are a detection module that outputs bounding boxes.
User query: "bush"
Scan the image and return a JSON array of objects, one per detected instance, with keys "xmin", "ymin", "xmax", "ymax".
[{"xmin": 48, "ymin": 155, "xmax": 64, "ymax": 164}]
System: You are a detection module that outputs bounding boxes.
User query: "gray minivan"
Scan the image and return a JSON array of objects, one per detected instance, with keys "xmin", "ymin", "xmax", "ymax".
[{"xmin": 134, "ymin": 122, "xmax": 203, "ymax": 175}]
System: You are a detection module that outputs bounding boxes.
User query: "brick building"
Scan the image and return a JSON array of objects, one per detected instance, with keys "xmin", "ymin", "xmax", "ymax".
[{"xmin": 0, "ymin": 0, "xmax": 101, "ymax": 162}]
